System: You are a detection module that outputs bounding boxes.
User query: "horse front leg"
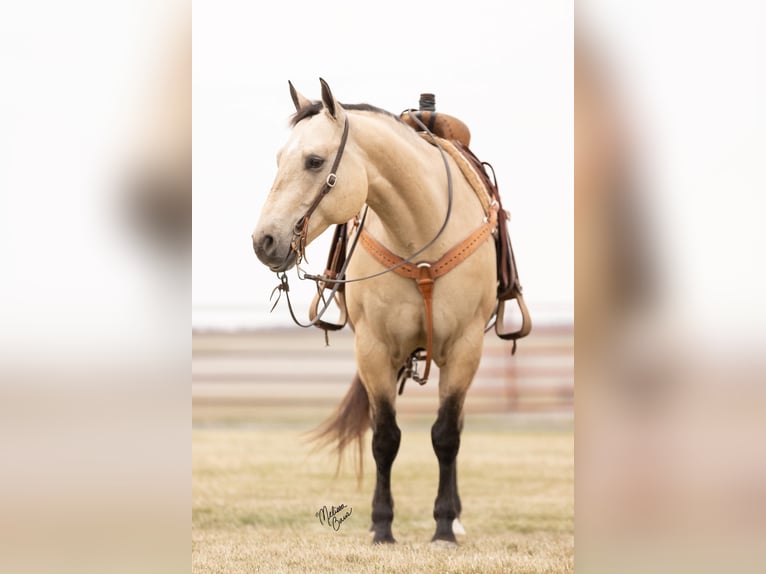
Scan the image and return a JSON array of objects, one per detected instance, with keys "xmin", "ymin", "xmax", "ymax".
[
  {"xmin": 355, "ymin": 331, "xmax": 401, "ymax": 544},
  {"xmin": 431, "ymin": 394, "xmax": 464, "ymax": 544},
  {"xmin": 430, "ymin": 331, "xmax": 483, "ymax": 545},
  {"xmin": 370, "ymin": 399, "xmax": 400, "ymax": 543}
]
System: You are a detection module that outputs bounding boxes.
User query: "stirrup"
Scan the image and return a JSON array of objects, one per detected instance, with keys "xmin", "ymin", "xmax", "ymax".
[
  {"xmin": 308, "ymin": 281, "xmax": 348, "ymax": 334},
  {"xmin": 494, "ymin": 294, "xmax": 532, "ymax": 354},
  {"xmin": 397, "ymin": 349, "xmax": 428, "ymax": 395}
]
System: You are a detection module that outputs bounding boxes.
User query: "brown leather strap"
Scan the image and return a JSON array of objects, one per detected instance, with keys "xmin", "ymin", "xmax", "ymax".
[
  {"xmin": 291, "ymin": 117, "xmax": 350, "ymax": 262},
  {"xmin": 415, "ymin": 265, "xmax": 435, "ymax": 381},
  {"xmin": 359, "ymin": 208, "xmax": 497, "ymax": 280},
  {"xmin": 359, "ymin": 206, "xmax": 498, "ymax": 382}
]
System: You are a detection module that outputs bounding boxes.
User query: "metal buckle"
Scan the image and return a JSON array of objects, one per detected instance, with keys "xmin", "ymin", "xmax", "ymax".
[
  {"xmin": 326, "ymin": 173, "xmax": 337, "ymax": 187},
  {"xmin": 417, "ymin": 262, "xmax": 431, "ymax": 269}
]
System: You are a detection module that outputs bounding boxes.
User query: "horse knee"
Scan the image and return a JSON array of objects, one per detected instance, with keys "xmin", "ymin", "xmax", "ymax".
[
  {"xmin": 431, "ymin": 400, "xmax": 461, "ymax": 463},
  {"xmin": 372, "ymin": 403, "xmax": 400, "ymax": 467},
  {"xmin": 431, "ymin": 421, "xmax": 460, "ymax": 463}
]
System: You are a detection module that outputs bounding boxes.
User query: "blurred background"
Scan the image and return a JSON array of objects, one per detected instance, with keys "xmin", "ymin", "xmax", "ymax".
[
  {"xmin": 577, "ymin": 2, "xmax": 766, "ymax": 572},
  {"xmin": 0, "ymin": 1, "xmax": 189, "ymax": 573}
]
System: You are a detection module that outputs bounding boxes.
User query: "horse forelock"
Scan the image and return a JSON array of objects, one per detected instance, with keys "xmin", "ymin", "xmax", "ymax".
[{"xmin": 289, "ymin": 102, "xmax": 402, "ymax": 127}]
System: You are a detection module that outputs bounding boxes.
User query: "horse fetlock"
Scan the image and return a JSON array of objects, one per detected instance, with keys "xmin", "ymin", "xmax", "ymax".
[
  {"xmin": 431, "ymin": 520, "xmax": 458, "ymax": 545},
  {"xmin": 371, "ymin": 503, "xmax": 394, "ymax": 525},
  {"xmin": 433, "ymin": 498, "xmax": 457, "ymax": 524}
]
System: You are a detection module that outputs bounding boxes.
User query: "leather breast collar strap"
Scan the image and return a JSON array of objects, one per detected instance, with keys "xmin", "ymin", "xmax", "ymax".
[{"xmin": 359, "ymin": 206, "xmax": 498, "ymax": 383}]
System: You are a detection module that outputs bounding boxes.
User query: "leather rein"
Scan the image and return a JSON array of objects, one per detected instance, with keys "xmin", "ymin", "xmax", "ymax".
[{"xmin": 271, "ymin": 111, "xmax": 494, "ymax": 385}]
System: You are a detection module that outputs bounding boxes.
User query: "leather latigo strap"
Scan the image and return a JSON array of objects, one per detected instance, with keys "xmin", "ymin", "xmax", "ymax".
[{"xmin": 359, "ymin": 207, "xmax": 498, "ymax": 382}]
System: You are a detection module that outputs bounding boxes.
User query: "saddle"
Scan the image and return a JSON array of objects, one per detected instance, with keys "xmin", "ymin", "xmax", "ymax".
[
  {"xmin": 400, "ymin": 93, "xmax": 473, "ymax": 146},
  {"xmin": 446, "ymin": 138, "xmax": 532, "ymax": 351},
  {"xmin": 309, "ymin": 94, "xmax": 531, "ymax": 360}
]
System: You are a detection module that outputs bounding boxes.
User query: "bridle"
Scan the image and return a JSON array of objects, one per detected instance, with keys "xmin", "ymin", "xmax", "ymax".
[{"xmin": 289, "ymin": 116, "xmax": 350, "ymax": 264}]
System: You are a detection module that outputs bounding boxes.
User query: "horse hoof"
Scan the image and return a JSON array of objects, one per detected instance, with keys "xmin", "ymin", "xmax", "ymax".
[
  {"xmin": 452, "ymin": 518, "xmax": 466, "ymax": 536},
  {"xmin": 430, "ymin": 539, "xmax": 458, "ymax": 549},
  {"xmin": 372, "ymin": 535, "xmax": 396, "ymax": 545},
  {"xmin": 372, "ymin": 528, "xmax": 396, "ymax": 544}
]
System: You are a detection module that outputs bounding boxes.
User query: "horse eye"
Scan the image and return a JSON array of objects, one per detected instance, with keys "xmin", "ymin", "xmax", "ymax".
[{"xmin": 304, "ymin": 155, "xmax": 325, "ymax": 170}]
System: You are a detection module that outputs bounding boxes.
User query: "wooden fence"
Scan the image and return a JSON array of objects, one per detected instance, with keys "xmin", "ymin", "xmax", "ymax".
[{"xmin": 192, "ymin": 324, "xmax": 572, "ymax": 415}]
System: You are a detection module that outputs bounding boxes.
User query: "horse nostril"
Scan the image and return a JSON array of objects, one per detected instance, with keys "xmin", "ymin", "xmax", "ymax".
[
  {"xmin": 254, "ymin": 233, "xmax": 275, "ymax": 256},
  {"xmin": 262, "ymin": 234, "xmax": 275, "ymax": 251}
]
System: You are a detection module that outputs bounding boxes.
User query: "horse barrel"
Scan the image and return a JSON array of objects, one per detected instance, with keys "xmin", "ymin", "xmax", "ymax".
[{"xmin": 400, "ymin": 93, "xmax": 471, "ymax": 147}]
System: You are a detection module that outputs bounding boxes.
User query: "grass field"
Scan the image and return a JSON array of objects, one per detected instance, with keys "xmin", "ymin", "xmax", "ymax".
[{"xmin": 192, "ymin": 410, "xmax": 573, "ymax": 573}]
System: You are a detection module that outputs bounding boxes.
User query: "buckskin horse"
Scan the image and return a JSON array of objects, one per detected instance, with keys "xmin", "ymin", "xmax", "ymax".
[{"xmin": 252, "ymin": 79, "xmax": 528, "ymax": 545}]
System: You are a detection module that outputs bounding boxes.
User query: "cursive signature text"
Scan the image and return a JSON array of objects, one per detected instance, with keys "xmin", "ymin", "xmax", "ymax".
[{"xmin": 315, "ymin": 503, "xmax": 353, "ymax": 531}]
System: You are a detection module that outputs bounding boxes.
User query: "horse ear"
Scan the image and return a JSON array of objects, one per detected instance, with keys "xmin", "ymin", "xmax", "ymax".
[
  {"xmin": 288, "ymin": 80, "xmax": 311, "ymax": 112},
  {"xmin": 319, "ymin": 77, "xmax": 339, "ymax": 119}
]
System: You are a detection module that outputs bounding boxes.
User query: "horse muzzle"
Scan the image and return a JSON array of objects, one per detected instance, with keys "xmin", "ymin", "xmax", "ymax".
[{"xmin": 252, "ymin": 230, "xmax": 298, "ymax": 272}]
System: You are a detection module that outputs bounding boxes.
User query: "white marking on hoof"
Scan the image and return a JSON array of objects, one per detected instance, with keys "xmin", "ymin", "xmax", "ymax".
[
  {"xmin": 431, "ymin": 539, "xmax": 458, "ymax": 549},
  {"xmin": 452, "ymin": 518, "xmax": 466, "ymax": 536}
]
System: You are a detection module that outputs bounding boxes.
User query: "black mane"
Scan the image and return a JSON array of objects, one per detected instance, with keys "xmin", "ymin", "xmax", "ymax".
[{"xmin": 290, "ymin": 102, "xmax": 401, "ymax": 126}]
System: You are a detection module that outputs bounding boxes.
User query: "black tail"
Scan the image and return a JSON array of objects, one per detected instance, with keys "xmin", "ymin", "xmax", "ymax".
[{"xmin": 309, "ymin": 372, "xmax": 370, "ymax": 482}]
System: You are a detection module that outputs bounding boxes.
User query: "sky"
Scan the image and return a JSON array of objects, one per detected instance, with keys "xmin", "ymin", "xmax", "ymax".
[{"xmin": 192, "ymin": 1, "xmax": 573, "ymax": 329}]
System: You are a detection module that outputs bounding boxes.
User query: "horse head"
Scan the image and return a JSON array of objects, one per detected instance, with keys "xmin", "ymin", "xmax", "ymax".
[{"xmin": 252, "ymin": 79, "xmax": 368, "ymax": 272}]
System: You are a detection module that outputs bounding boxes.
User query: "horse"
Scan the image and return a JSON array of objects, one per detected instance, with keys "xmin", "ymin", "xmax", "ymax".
[{"xmin": 252, "ymin": 79, "xmax": 499, "ymax": 546}]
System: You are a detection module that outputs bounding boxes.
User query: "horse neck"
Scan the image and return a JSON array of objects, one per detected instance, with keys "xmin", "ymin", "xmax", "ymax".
[{"xmin": 352, "ymin": 113, "xmax": 476, "ymax": 255}]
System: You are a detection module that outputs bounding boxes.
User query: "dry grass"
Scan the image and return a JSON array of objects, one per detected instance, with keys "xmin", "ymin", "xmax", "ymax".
[{"xmin": 192, "ymin": 414, "xmax": 573, "ymax": 573}]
